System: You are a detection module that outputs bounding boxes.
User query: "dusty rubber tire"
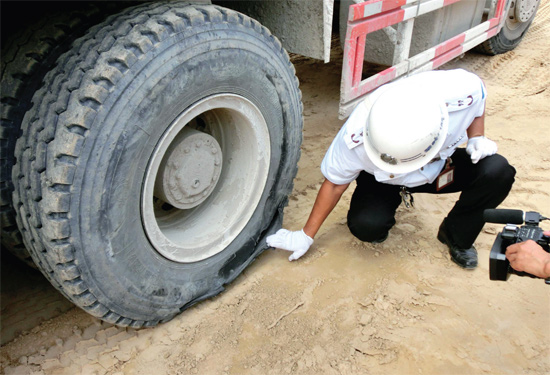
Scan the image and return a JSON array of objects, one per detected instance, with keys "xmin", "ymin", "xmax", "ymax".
[
  {"xmin": 13, "ymin": 2, "xmax": 302, "ymax": 327},
  {"xmin": 0, "ymin": 3, "xmax": 128, "ymax": 265},
  {"xmin": 475, "ymin": 0, "xmax": 540, "ymax": 55}
]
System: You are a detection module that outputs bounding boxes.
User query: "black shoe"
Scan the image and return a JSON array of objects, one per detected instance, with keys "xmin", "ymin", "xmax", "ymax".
[{"xmin": 437, "ymin": 221, "xmax": 478, "ymax": 269}]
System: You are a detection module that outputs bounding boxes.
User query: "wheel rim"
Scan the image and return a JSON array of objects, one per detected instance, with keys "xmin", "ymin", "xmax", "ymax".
[
  {"xmin": 142, "ymin": 94, "xmax": 271, "ymax": 263},
  {"xmin": 504, "ymin": 0, "xmax": 539, "ymax": 38}
]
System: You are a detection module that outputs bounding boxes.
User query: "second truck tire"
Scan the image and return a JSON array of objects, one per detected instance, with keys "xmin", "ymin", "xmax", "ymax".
[
  {"xmin": 1, "ymin": 3, "xmax": 127, "ymax": 265},
  {"xmin": 475, "ymin": 0, "xmax": 540, "ymax": 55}
]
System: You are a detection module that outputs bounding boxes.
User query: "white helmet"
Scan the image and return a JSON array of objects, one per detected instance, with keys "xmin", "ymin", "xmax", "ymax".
[{"xmin": 363, "ymin": 86, "xmax": 449, "ymax": 174}]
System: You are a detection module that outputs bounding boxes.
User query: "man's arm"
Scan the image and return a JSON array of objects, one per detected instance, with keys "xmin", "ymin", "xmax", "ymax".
[
  {"xmin": 266, "ymin": 178, "xmax": 349, "ymax": 260},
  {"xmin": 466, "ymin": 110, "xmax": 485, "ymax": 138},
  {"xmin": 465, "ymin": 109, "xmax": 498, "ymax": 164},
  {"xmin": 303, "ymin": 179, "xmax": 350, "ymax": 238}
]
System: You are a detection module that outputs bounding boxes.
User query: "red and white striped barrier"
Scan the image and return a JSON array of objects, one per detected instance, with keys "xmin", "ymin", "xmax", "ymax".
[{"xmin": 340, "ymin": 0, "xmax": 508, "ymax": 118}]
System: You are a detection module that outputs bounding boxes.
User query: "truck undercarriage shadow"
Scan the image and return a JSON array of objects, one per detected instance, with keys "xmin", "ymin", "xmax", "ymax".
[{"xmin": 0, "ymin": 250, "xmax": 74, "ymax": 345}]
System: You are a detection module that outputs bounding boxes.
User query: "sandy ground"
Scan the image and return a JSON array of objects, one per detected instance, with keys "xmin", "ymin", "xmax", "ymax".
[{"xmin": 1, "ymin": 4, "xmax": 550, "ymax": 375}]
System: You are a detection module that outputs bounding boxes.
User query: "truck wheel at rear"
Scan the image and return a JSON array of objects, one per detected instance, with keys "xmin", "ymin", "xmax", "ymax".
[
  {"xmin": 475, "ymin": 0, "xmax": 540, "ymax": 55},
  {"xmin": 13, "ymin": 2, "xmax": 302, "ymax": 327}
]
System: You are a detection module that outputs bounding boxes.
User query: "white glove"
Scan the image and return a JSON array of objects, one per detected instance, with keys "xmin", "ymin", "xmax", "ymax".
[
  {"xmin": 466, "ymin": 136, "xmax": 497, "ymax": 164},
  {"xmin": 266, "ymin": 229, "xmax": 314, "ymax": 261}
]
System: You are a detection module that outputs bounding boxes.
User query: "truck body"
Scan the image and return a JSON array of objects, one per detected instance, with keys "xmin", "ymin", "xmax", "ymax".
[{"xmin": 0, "ymin": 0, "xmax": 539, "ymax": 327}]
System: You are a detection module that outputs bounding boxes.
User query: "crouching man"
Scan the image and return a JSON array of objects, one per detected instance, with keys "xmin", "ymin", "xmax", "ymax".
[{"xmin": 268, "ymin": 69, "xmax": 516, "ymax": 269}]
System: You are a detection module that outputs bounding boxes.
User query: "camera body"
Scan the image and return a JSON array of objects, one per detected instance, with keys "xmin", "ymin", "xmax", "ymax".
[{"xmin": 485, "ymin": 210, "xmax": 550, "ymax": 282}]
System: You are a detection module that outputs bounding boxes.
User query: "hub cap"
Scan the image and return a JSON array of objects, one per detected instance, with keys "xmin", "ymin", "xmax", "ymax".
[
  {"xmin": 515, "ymin": 0, "xmax": 538, "ymax": 22},
  {"xmin": 154, "ymin": 128, "xmax": 222, "ymax": 209}
]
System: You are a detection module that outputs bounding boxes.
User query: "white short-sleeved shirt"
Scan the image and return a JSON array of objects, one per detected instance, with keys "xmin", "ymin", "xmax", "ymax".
[{"xmin": 321, "ymin": 69, "xmax": 486, "ymax": 187}]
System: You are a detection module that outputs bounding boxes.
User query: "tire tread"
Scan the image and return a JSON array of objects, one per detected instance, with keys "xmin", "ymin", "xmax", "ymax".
[{"xmin": 1, "ymin": 3, "xmax": 129, "ymax": 262}]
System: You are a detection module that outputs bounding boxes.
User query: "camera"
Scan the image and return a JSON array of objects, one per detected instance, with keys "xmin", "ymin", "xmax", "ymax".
[{"xmin": 483, "ymin": 209, "xmax": 550, "ymax": 283}]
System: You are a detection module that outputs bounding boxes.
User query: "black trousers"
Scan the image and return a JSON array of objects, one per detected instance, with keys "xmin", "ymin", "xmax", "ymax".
[{"xmin": 347, "ymin": 149, "xmax": 516, "ymax": 248}]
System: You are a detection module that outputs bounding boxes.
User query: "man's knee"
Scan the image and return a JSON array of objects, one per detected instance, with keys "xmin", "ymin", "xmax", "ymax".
[
  {"xmin": 478, "ymin": 154, "xmax": 516, "ymax": 190},
  {"xmin": 347, "ymin": 214, "xmax": 393, "ymax": 243}
]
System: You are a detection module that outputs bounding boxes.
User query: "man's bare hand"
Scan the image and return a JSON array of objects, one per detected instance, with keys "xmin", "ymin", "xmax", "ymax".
[{"xmin": 506, "ymin": 233, "xmax": 550, "ymax": 279}]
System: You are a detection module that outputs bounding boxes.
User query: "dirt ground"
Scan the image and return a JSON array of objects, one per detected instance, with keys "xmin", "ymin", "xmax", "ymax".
[{"xmin": 1, "ymin": 3, "xmax": 550, "ymax": 374}]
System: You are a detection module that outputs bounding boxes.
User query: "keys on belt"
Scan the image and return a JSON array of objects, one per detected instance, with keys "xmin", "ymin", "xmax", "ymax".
[{"xmin": 400, "ymin": 187, "xmax": 414, "ymax": 209}]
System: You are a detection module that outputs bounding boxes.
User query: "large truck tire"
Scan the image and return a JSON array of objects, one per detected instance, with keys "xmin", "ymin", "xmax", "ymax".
[
  {"xmin": 0, "ymin": 3, "xmax": 128, "ymax": 265},
  {"xmin": 475, "ymin": 0, "xmax": 540, "ymax": 55},
  {"xmin": 13, "ymin": 2, "xmax": 302, "ymax": 327}
]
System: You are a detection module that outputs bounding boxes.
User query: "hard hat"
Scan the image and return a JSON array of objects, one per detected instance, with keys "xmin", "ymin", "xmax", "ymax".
[{"xmin": 363, "ymin": 86, "xmax": 449, "ymax": 174}]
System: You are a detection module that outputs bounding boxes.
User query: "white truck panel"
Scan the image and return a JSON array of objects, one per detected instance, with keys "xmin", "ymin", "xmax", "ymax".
[{"xmin": 220, "ymin": 0, "xmax": 334, "ymax": 62}]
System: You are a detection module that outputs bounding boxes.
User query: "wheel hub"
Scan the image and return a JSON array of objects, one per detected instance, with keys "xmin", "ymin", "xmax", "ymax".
[
  {"xmin": 154, "ymin": 128, "xmax": 222, "ymax": 209},
  {"xmin": 514, "ymin": 0, "xmax": 538, "ymax": 22}
]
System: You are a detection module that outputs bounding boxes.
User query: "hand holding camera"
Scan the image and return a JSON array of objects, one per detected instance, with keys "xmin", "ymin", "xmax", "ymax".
[
  {"xmin": 483, "ymin": 209, "xmax": 550, "ymax": 283},
  {"xmin": 505, "ymin": 238, "xmax": 550, "ymax": 279}
]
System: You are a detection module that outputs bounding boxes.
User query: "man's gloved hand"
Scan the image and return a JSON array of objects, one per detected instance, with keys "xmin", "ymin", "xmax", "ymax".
[
  {"xmin": 466, "ymin": 136, "xmax": 498, "ymax": 164},
  {"xmin": 266, "ymin": 229, "xmax": 314, "ymax": 261}
]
